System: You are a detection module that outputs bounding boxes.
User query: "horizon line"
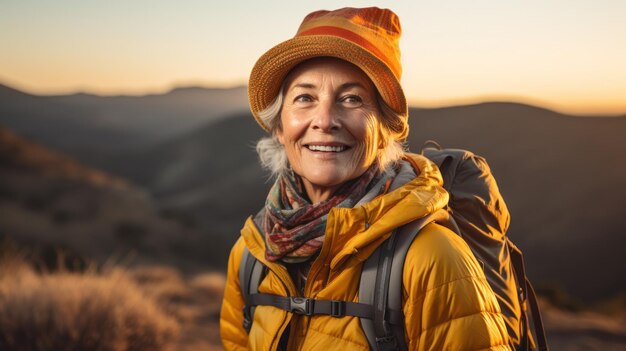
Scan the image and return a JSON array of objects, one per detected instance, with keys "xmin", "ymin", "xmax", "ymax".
[{"xmin": 1, "ymin": 80, "xmax": 624, "ymax": 118}]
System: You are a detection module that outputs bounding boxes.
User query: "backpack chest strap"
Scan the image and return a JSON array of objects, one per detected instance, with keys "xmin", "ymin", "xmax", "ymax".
[{"xmin": 247, "ymin": 293, "xmax": 404, "ymax": 324}]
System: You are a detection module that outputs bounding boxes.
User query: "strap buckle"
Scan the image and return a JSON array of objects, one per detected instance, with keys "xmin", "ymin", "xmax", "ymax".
[
  {"xmin": 330, "ymin": 300, "xmax": 345, "ymax": 318},
  {"xmin": 289, "ymin": 297, "xmax": 314, "ymax": 315}
]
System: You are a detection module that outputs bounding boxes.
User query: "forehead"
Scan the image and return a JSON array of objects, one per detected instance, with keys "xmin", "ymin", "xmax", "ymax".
[{"xmin": 283, "ymin": 57, "xmax": 375, "ymax": 91}]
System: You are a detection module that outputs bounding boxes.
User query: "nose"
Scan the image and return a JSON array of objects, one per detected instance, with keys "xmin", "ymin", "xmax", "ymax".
[{"xmin": 311, "ymin": 101, "xmax": 340, "ymax": 132}]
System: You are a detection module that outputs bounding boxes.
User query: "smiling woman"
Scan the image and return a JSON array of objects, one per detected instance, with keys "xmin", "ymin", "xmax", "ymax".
[
  {"xmin": 220, "ymin": 7, "xmax": 512, "ymax": 351},
  {"xmin": 276, "ymin": 58, "xmax": 383, "ymax": 203},
  {"xmin": 255, "ymin": 59, "xmax": 407, "ymax": 202}
]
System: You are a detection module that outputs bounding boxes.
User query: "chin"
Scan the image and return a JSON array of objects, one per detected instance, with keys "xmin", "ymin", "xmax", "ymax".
[
  {"xmin": 304, "ymin": 173, "xmax": 346, "ymax": 188},
  {"xmin": 303, "ymin": 167, "xmax": 360, "ymax": 188}
]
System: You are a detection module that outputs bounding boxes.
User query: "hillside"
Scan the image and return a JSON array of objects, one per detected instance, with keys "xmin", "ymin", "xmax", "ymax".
[{"xmin": 0, "ymin": 127, "xmax": 217, "ymax": 271}]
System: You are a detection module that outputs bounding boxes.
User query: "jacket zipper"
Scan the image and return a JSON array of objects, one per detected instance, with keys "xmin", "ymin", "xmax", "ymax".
[
  {"xmin": 304, "ymin": 225, "xmax": 335, "ymax": 296},
  {"xmin": 270, "ymin": 313, "xmax": 291, "ymax": 351},
  {"xmin": 258, "ymin": 254, "xmax": 296, "ymax": 350}
]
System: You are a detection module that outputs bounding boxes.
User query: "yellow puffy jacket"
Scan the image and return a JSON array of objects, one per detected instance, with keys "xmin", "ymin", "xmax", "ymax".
[{"xmin": 220, "ymin": 154, "xmax": 511, "ymax": 350}]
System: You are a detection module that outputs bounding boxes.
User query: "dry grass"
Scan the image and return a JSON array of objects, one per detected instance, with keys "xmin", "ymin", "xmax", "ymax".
[
  {"xmin": 0, "ymin": 238, "xmax": 225, "ymax": 351},
  {"xmin": 127, "ymin": 266, "xmax": 224, "ymax": 351},
  {"xmin": 0, "ymin": 254, "xmax": 180, "ymax": 351}
]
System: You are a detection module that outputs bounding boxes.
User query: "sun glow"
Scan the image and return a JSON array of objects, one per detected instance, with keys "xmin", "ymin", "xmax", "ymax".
[{"xmin": 1, "ymin": 0, "xmax": 624, "ymax": 115}]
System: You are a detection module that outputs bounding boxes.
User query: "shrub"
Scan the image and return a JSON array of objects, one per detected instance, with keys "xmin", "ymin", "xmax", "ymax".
[{"xmin": 0, "ymin": 267, "xmax": 179, "ymax": 351}]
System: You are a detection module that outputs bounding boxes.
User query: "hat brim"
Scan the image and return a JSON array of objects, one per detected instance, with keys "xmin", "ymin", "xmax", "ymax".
[{"xmin": 248, "ymin": 35, "xmax": 407, "ymax": 132}]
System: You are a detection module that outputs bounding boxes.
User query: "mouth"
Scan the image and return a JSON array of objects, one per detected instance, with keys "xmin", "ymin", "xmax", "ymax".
[{"xmin": 304, "ymin": 143, "xmax": 350, "ymax": 153}]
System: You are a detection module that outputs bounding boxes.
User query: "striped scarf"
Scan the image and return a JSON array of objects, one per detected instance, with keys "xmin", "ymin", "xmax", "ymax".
[{"xmin": 264, "ymin": 165, "xmax": 384, "ymax": 263}]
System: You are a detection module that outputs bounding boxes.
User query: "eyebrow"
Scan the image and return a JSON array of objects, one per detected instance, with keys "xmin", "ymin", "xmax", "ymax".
[{"xmin": 290, "ymin": 82, "xmax": 368, "ymax": 90}]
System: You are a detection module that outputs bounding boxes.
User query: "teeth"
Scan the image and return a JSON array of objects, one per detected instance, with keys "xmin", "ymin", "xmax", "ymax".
[{"xmin": 307, "ymin": 145, "xmax": 346, "ymax": 152}]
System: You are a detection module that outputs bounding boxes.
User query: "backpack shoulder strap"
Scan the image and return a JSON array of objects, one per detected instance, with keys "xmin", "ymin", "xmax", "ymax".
[
  {"xmin": 240, "ymin": 209, "xmax": 267, "ymax": 333},
  {"xmin": 240, "ymin": 247, "xmax": 264, "ymax": 332},
  {"xmin": 359, "ymin": 209, "xmax": 451, "ymax": 351}
]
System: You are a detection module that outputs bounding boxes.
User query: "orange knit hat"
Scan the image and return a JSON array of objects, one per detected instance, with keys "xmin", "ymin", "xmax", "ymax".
[{"xmin": 248, "ymin": 7, "xmax": 408, "ymax": 138}]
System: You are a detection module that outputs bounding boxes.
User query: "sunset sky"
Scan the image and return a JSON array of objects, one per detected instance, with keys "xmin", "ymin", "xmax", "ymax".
[{"xmin": 1, "ymin": 0, "xmax": 625, "ymax": 115}]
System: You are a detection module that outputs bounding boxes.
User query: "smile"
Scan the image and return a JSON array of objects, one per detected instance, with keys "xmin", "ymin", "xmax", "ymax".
[{"xmin": 305, "ymin": 144, "xmax": 349, "ymax": 152}]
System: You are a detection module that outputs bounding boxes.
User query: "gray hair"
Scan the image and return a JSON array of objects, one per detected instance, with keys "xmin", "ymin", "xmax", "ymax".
[{"xmin": 255, "ymin": 91, "xmax": 407, "ymax": 177}]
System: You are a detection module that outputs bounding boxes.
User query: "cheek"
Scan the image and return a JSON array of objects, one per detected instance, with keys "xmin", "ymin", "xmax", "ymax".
[
  {"xmin": 279, "ymin": 113, "xmax": 306, "ymax": 146},
  {"xmin": 350, "ymin": 115, "xmax": 380, "ymax": 168},
  {"xmin": 362, "ymin": 116, "xmax": 380, "ymax": 154}
]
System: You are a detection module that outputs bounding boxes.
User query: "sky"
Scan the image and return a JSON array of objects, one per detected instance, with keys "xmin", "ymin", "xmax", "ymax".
[{"xmin": 1, "ymin": 0, "xmax": 625, "ymax": 115}]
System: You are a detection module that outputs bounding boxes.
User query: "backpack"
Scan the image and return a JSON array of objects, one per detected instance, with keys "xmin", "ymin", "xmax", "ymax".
[{"xmin": 239, "ymin": 144, "xmax": 549, "ymax": 351}]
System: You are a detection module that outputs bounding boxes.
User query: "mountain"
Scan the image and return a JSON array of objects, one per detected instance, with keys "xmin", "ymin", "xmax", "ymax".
[
  {"xmin": 0, "ymin": 83, "xmax": 248, "ymax": 166},
  {"xmin": 47, "ymin": 85, "xmax": 249, "ymax": 141}
]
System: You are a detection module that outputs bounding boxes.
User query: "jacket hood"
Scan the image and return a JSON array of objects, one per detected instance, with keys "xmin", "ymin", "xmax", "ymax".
[{"xmin": 241, "ymin": 153, "xmax": 449, "ymax": 275}]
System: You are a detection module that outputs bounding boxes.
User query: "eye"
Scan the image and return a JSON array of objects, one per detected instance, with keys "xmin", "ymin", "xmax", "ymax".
[
  {"xmin": 340, "ymin": 94, "xmax": 363, "ymax": 107},
  {"xmin": 294, "ymin": 94, "xmax": 314, "ymax": 103}
]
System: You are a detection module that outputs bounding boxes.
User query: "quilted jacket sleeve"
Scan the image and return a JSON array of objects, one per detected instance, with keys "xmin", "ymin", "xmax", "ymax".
[
  {"xmin": 219, "ymin": 237, "xmax": 249, "ymax": 351},
  {"xmin": 402, "ymin": 223, "xmax": 511, "ymax": 351}
]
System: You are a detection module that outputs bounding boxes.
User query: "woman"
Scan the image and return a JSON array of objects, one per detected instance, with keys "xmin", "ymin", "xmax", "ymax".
[{"xmin": 221, "ymin": 7, "xmax": 511, "ymax": 351}]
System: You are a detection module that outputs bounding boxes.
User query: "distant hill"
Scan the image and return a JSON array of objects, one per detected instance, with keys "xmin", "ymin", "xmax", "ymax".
[{"xmin": 0, "ymin": 83, "xmax": 248, "ymax": 165}]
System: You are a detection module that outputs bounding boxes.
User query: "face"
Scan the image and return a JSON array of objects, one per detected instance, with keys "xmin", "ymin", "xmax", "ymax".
[{"xmin": 276, "ymin": 57, "xmax": 382, "ymax": 203}]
